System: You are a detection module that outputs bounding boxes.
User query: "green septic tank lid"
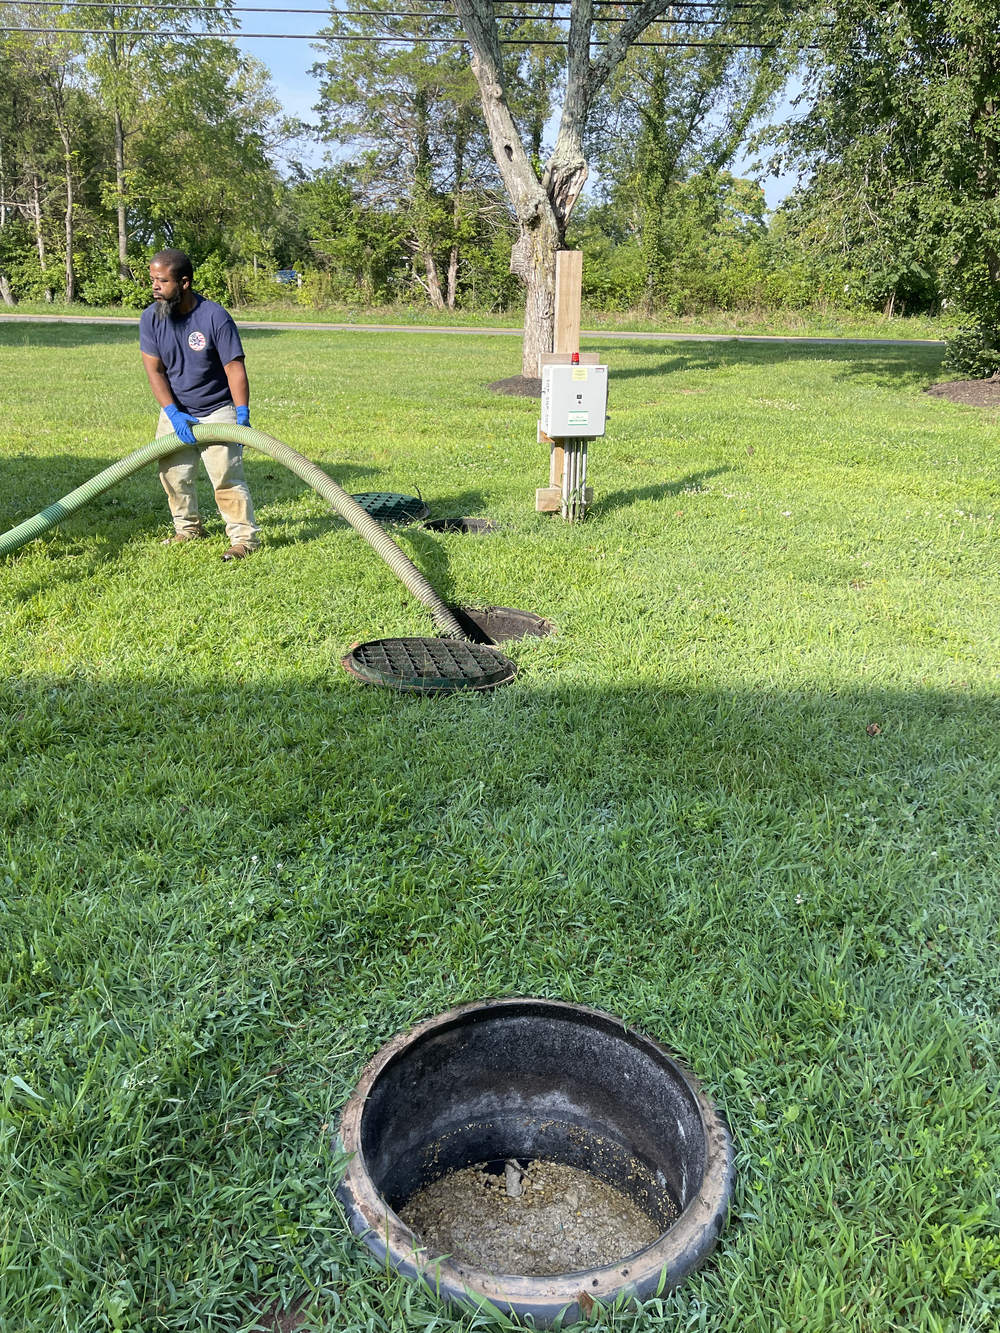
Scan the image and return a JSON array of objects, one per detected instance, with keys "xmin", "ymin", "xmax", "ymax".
[
  {"xmin": 350, "ymin": 492, "xmax": 430, "ymax": 524},
  {"xmin": 341, "ymin": 637, "xmax": 517, "ymax": 694}
]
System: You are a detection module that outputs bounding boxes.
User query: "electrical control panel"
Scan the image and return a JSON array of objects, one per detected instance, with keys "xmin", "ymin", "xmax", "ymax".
[{"xmin": 540, "ymin": 363, "xmax": 608, "ymax": 437}]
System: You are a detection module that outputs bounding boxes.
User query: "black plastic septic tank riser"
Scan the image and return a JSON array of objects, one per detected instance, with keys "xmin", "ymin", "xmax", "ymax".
[
  {"xmin": 335, "ymin": 998, "xmax": 735, "ymax": 1328},
  {"xmin": 350, "ymin": 493, "xmax": 430, "ymax": 525},
  {"xmin": 341, "ymin": 637, "xmax": 517, "ymax": 693}
]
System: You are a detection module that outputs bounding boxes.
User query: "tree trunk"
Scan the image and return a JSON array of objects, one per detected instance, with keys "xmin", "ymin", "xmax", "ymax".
[
  {"xmin": 446, "ymin": 243, "xmax": 459, "ymax": 309},
  {"xmin": 640, "ymin": 190, "xmax": 664, "ymax": 315},
  {"xmin": 61, "ymin": 133, "xmax": 75, "ymax": 303},
  {"xmin": 411, "ymin": 89, "xmax": 445, "ymax": 310},
  {"xmin": 444, "ymin": 182, "xmax": 462, "ymax": 310},
  {"xmin": 458, "ymin": 32, "xmax": 561, "ymax": 373},
  {"xmin": 114, "ymin": 107, "xmax": 130, "ymax": 280},
  {"xmin": 65, "ymin": 202, "xmax": 75, "ymax": 304},
  {"xmin": 423, "ymin": 252, "xmax": 446, "ymax": 308},
  {"xmin": 0, "ymin": 135, "xmax": 12, "ymax": 304},
  {"xmin": 511, "ymin": 212, "xmax": 561, "ymax": 375},
  {"xmin": 446, "ymin": 120, "xmax": 468, "ymax": 310},
  {"xmin": 33, "ymin": 174, "xmax": 53, "ymax": 303},
  {"xmin": 638, "ymin": 55, "xmax": 668, "ymax": 314},
  {"xmin": 455, "ymin": 0, "xmax": 588, "ymax": 373}
]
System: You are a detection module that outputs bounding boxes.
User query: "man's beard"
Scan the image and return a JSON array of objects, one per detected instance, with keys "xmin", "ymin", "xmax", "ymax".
[{"xmin": 153, "ymin": 292, "xmax": 181, "ymax": 321}]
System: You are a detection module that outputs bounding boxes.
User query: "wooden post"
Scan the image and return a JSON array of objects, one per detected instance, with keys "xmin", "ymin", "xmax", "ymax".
[
  {"xmin": 554, "ymin": 250, "xmax": 583, "ymax": 356},
  {"xmin": 552, "ymin": 252, "xmax": 581, "ymax": 495}
]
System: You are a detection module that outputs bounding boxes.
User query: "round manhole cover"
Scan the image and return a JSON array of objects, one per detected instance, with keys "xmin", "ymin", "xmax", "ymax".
[
  {"xmin": 350, "ymin": 492, "xmax": 430, "ymax": 524},
  {"xmin": 341, "ymin": 637, "xmax": 516, "ymax": 693}
]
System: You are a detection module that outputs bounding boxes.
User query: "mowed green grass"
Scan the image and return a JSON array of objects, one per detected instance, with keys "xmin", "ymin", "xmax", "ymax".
[{"xmin": 1, "ymin": 325, "xmax": 999, "ymax": 1333}]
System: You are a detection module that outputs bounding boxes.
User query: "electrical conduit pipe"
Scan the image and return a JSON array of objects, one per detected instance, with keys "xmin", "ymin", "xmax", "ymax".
[{"xmin": 0, "ymin": 424, "xmax": 469, "ymax": 640}]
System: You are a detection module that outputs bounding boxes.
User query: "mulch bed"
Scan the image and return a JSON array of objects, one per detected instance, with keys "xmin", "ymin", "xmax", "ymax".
[
  {"xmin": 925, "ymin": 378, "xmax": 1000, "ymax": 408},
  {"xmin": 489, "ymin": 375, "xmax": 542, "ymax": 398}
]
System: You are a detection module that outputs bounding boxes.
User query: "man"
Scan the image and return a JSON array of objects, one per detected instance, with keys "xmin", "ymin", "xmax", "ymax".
[{"xmin": 139, "ymin": 248, "xmax": 259, "ymax": 559}]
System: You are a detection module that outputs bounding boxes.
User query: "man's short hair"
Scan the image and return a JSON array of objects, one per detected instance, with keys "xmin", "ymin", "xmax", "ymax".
[{"xmin": 151, "ymin": 248, "xmax": 193, "ymax": 283}]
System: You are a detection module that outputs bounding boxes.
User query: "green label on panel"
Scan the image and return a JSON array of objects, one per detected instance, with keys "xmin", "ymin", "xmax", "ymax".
[{"xmin": 568, "ymin": 411, "xmax": 588, "ymax": 425}]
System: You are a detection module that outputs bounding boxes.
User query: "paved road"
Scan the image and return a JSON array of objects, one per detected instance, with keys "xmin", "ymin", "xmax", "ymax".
[{"xmin": 0, "ymin": 311, "xmax": 946, "ymax": 347}]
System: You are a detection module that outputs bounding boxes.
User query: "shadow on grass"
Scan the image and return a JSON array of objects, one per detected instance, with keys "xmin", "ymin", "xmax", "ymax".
[
  {"xmin": 591, "ymin": 339, "xmax": 945, "ymax": 391},
  {"xmin": 393, "ymin": 526, "xmax": 459, "ymax": 602},
  {"xmin": 593, "ymin": 469, "xmax": 731, "ymax": 515},
  {"xmin": 420, "ymin": 488, "xmax": 489, "ymax": 520},
  {"xmin": 2, "ymin": 471, "xmax": 489, "ymax": 614},
  {"xmin": 0, "ymin": 322, "xmax": 293, "ymax": 350},
  {"xmin": 321, "ymin": 487, "xmax": 493, "ymax": 603},
  {"xmin": 2, "ymin": 454, "xmax": 390, "ymax": 548}
]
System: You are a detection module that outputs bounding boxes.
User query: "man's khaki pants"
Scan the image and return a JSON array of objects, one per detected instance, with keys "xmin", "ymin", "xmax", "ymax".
[{"xmin": 155, "ymin": 403, "xmax": 259, "ymax": 548}]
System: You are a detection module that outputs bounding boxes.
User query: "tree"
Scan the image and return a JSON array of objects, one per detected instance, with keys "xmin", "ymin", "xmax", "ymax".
[
  {"xmin": 0, "ymin": 19, "xmax": 71, "ymax": 302},
  {"xmin": 0, "ymin": 45, "xmax": 26, "ymax": 304},
  {"xmin": 8, "ymin": 19, "xmax": 85, "ymax": 301},
  {"xmin": 454, "ymin": 0, "xmax": 781, "ymax": 373},
  {"xmin": 588, "ymin": 33, "xmax": 782, "ymax": 312},
  {"xmin": 76, "ymin": 0, "xmax": 230, "ymax": 279},
  {"xmin": 127, "ymin": 42, "xmax": 286, "ymax": 263},
  {"xmin": 0, "ymin": 13, "xmax": 290, "ymax": 306},
  {"xmin": 313, "ymin": 1, "xmax": 540, "ymax": 308},
  {"xmin": 766, "ymin": 0, "xmax": 1000, "ymax": 320},
  {"xmin": 286, "ymin": 166, "xmax": 409, "ymax": 301}
]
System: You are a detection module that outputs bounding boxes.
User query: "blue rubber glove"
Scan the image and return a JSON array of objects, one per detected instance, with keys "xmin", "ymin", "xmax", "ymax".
[
  {"xmin": 164, "ymin": 402, "xmax": 198, "ymax": 445},
  {"xmin": 235, "ymin": 404, "xmax": 251, "ymax": 428}
]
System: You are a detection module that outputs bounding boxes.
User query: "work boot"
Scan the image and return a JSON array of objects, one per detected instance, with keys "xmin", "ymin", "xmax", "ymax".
[
  {"xmin": 221, "ymin": 542, "xmax": 256, "ymax": 561},
  {"xmin": 162, "ymin": 525, "xmax": 207, "ymax": 546}
]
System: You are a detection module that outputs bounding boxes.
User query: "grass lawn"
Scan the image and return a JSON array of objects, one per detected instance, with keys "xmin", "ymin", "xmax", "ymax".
[
  {"xmin": 2, "ymin": 299, "xmax": 949, "ymax": 341},
  {"xmin": 1, "ymin": 323, "xmax": 999, "ymax": 1333}
]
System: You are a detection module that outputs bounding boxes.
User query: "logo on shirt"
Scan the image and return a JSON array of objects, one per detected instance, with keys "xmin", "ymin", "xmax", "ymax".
[{"xmin": 188, "ymin": 331, "xmax": 207, "ymax": 352}]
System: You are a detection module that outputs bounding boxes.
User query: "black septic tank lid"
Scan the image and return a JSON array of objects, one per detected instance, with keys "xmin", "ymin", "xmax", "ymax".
[
  {"xmin": 349, "ymin": 492, "xmax": 429, "ymax": 524},
  {"xmin": 341, "ymin": 637, "xmax": 516, "ymax": 693}
]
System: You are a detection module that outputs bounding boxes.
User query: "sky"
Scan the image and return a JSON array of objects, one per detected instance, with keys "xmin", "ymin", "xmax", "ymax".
[
  {"xmin": 732, "ymin": 79, "xmax": 804, "ymax": 210},
  {"xmin": 235, "ymin": 24, "xmax": 329, "ymax": 171},
  {"xmin": 237, "ymin": 30, "xmax": 802, "ymax": 207}
]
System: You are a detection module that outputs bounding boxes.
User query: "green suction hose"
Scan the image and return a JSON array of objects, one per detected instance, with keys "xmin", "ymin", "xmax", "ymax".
[{"xmin": 0, "ymin": 423, "xmax": 469, "ymax": 641}]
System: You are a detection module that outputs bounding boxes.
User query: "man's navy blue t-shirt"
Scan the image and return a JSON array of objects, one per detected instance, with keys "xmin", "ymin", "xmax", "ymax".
[{"xmin": 139, "ymin": 294, "xmax": 244, "ymax": 416}]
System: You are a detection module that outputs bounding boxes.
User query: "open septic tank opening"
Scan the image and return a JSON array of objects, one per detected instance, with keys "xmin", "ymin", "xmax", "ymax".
[
  {"xmin": 336, "ymin": 999, "xmax": 735, "ymax": 1326},
  {"xmin": 423, "ymin": 516, "xmax": 497, "ymax": 535},
  {"xmin": 451, "ymin": 605, "xmax": 553, "ymax": 644}
]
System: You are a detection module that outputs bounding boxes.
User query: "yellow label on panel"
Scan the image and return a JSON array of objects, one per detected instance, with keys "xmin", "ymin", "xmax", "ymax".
[{"xmin": 572, "ymin": 367, "xmax": 587, "ymax": 381}]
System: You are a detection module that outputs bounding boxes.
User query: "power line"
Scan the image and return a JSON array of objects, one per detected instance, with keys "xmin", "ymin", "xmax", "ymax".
[
  {"xmin": 0, "ymin": 4, "xmax": 789, "ymax": 18},
  {"xmin": 0, "ymin": 23, "xmax": 792, "ymax": 41}
]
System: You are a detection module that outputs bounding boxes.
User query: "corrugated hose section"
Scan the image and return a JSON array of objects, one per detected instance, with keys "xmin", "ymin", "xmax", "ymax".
[{"xmin": 0, "ymin": 423, "xmax": 469, "ymax": 640}]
